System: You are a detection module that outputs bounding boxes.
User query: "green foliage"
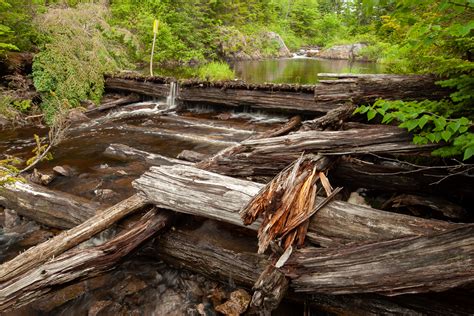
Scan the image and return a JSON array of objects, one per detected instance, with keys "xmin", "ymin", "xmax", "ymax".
[
  {"xmin": 25, "ymin": 134, "xmax": 53, "ymax": 166},
  {"xmin": 0, "ymin": 157, "xmax": 23, "ymax": 186},
  {"xmin": 32, "ymin": 4, "xmax": 130, "ymax": 123},
  {"xmin": 355, "ymin": 99, "xmax": 474, "ymax": 160},
  {"xmin": 197, "ymin": 61, "xmax": 235, "ymax": 81}
]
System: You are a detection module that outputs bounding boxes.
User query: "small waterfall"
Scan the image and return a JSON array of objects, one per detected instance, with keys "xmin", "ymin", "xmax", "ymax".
[{"xmin": 166, "ymin": 81, "xmax": 178, "ymax": 109}]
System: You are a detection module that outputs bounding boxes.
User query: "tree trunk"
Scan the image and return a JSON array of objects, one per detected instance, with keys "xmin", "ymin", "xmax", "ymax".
[
  {"xmin": 132, "ymin": 164, "xmax": 456, "ymax": 247},
  {"xmin": 104, "ymin": 143, "xmax": 193, "ymax": 166}
]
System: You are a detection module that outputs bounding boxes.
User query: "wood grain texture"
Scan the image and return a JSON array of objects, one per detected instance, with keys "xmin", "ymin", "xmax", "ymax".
[
  {"xmin": 133, "ymin": 165, "xmax": 455, "ymax": 247},
  {"xmin": 285, "ymin": 224, "xmax": 474, "ymax": 295}
]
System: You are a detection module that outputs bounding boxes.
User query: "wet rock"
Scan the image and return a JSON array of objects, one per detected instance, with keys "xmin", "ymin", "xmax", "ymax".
[
  {"xmin": 177, "ymin": 150, "xmax": 206, "ymax": 163},
  {"xmin": 0, "ymin": 115, "xmax": 9, "ymax": 129},
  {"xmin": 53, "ymin": 165, "xmax": 75, "ymax": 177},
  {"xmin": 88, "ymin": 301, "xmax": 123, "ymax": 316},
  {"xmin": 4, "ymin": 209, "xmax": 21, "ymax": 229},
  {"xmin": 94, "ymin": 188, "xmax": 118, "ymax": 201},
  {"xmin": 150, "ymin": 289, "xmax": 185, "ymax": 315},
  {"xmin": 317, "ymin": 43, "xmax": 369, "ymax": 60},
  {"xmin": 348, "ymin": 191, "xmax": 370, "ymax": 208},
  {"xmin": 209, "ymin": 286, "xmax": 227, "ymax": 308},
  {"xmin": 305, "ymin": 48, "xmax": 320, "ymax": 57},
  {"xmin": 215, "ymin": 289, "xmax": 251, "ymax": 316},
  {"xmin": 27, "ymin": 168, "xmax": 55, "ymax": 186},
  {"xmin": 67, "ymin": 108, "xmax": 90, "ymax": 123},
  {"xmin": 112, "ymin": 275, "xmax": 147, "ymax": 297}
]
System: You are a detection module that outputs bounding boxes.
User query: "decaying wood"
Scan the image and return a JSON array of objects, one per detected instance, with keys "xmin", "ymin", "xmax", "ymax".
[
  {"xmin": 0, "ymin": 194, "xmax": 146, "ymax": 284},
  {"xmin": 105, "ymin": 73, "xmax": 449, "ymax": 114},
  {"xmin": 240, "ymin": 154, "xmax": 335, "ymax": 253},
  {"xmin": 249, "ymin": 265, "xmax": 289, "ymax": 314},
  {"xmin": 284, "ymin": 224, "xmax": 474, "ymax": 296},
  {"xmin": 0, "ymin": 180, "xmax": 99, "ymax": 229},
  {"xmin": 382, "ymin": 193, "xmax": 469, "ymax": 220},
  {"xmin": 85, "ymin": 94, "xmax": 140, "ymax": 114},
  {"xmin": 104, "ymin": 143, "xmax": 193, "ymax": 166},
  {"xmin": 0, "ymin": 208, "xmax": 171, "ymax": 312},
  {"xmin": 300, "ymin": 103, "xmax": 356, "ymax": 131},
  {"xmin": 197, "ymin": 125, "xmax": 435, "ymax": 179},
  {"xmin": 143, "ymin": 222, "xmax": 473, "ymax": 315},
  {"xmin": 315, "ymin": 73, "xmax": 449, "ymax": 106},
  {"xmin": 250, "ymin": 115, "xmax": 301, "ymax": 139},
  {"xmin": 133, "ymin": 165, "xmax": 456, "ymax": 247},
  {"xmin": 176, "ymin": 149, "xmax": 207, "ymax": 162},
  {"xmin": 332, "ymin": 156, "xmax": 474, "ymax": 201}
]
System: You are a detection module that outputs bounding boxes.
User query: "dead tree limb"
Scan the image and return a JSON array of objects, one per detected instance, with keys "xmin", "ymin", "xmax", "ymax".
[
  {"xmin": 0, "ymin": 208, "xmax": 171, "ymax": 312},
  {"xmin": 0, "ymin": 194, "xmax": 146, "ymax": 284},
  {"xmin": 300, "ymin": 103, "xmax": 356, "ymax": 131}
]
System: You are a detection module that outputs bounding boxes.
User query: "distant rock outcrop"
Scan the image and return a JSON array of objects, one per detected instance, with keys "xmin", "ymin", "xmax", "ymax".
[{"xmin": 317, "ymin": 43, "xmax": 369, "ymax": 61}]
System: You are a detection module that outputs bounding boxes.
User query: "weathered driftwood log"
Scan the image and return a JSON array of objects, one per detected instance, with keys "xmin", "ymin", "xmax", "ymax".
[
  {"xmin": 300, "ymin": 103, "xmax": 356, "ymax": 131},
  {"xmin": 0, "ymin": 208, "xmax": 171, "ymax": 312},
  {"xmin": 104, "ymin": 143, "xmax": 193, "ymax": 166},
  {"xmin": 285, "ymin": 224, "xmax": 474, "ymax": 296},
  {"xmin": 0, "ymin": 194, "xmax": 146, "ymax": 284},
  {"xmin": 0, "ymin": 181, "xmax": 99, "ymax": 229},
  {"xmin": 250, "ymin": 115, "xmax": 301, "ymax": 139},
  {"xmin": 249, "ymin": 265, "xmax": 289, "ymax": 314},
  {"xmin": 315, "ymin": 73, "xmax": 449, "ymax": 106},
  {"xmin": 332, "ymin": 156, "xmax": 474, "ymax": 201},
  {"xmin": 143, "ymin": 223, "xmax": 473, "ymax": 315},
  {"xmin": 133, "ymin": 165, "xmax": 456, "ymax": 247},
  {"xmin": 85, "ymin": 94, "xmax": 140, "ymax": 114},
  {"xmin": 197, "ymin": 125, "xmax": 434, "ymax": 179},
  {"xmin": 105, "ymin": 74, "xmax": 449, "ymax": 115},
  {"xmin": 176, "ymin": 149, "xmax": 207, "ymax": 162}
]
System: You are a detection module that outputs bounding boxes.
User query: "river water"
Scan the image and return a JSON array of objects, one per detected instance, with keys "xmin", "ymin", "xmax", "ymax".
[{"xmin": 232, "ymin": 57, "xmax": 385, "ymax": 84}]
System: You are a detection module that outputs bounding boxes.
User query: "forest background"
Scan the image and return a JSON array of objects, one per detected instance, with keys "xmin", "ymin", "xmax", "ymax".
[{"xmin": 0, "ymin": 0, "xmax": 473, "ymax": 159}]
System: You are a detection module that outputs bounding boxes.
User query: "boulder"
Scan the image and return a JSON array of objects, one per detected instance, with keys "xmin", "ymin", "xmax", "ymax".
[{"xmin": 317, "ymin": 43, "xmax": 369, "ymax": 61}]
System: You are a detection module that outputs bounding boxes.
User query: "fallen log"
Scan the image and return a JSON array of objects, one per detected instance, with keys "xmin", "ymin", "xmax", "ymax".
[
  {"xmin": 85, "ymin": 94, "xmax": 140, "ymax": 114},
  {"xmin": 250, "ymin": 115, "xmax": 301, "ymax": 139},
  {"xmin": 0, "ymin": 194, "xmax": 146, "ymax": 284},
  {"xmin": 332, "ymin": 155, "xmax": 474, "ymax": 202},
  {"xmin": 300, "ymin": 103, "xmax": 356, "ymax": 131},
  {"xmin": 176, "ymin": 149, "xmax": 207, "ymax": 162},
  {"xmin": 143, "ymin": 221, "xmax": 473, "ymax": 315},
  {"xmin": 197, "ymin": 125, "xmax": 435, "ymax": 179},
  {"xmin": 0, "ymin": 208, "xmax": 171, "ymax": 312},
  {"xmin": 105, "ymin": 74, "xmax": 449, "ymax": 115},
  {"xmin": 285, "ymin": 224, "xmax": 474, "ymax": 296},
  {"xmin": 133, "ymin": 164, "xmax": 456, "ymax": 247},
  {"xmin": 104, "ymin": 143, "xmax": 193, "ymax": 166},
  {"xmin": 0, "ymin": 181, "xmax": 99, "ymax": 229}
]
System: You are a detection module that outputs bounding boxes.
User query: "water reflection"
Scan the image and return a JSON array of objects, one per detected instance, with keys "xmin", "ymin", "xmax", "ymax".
[{"xmin": 232, "ymin": 57, "xmax": 385, "ymax": 84}]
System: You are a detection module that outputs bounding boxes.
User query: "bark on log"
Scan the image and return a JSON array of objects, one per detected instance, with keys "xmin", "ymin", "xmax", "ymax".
[
  {"xmin": 315, "ymin": 73, "xmax": 449, "ymax": 105},
  {"xmin": 0, "ymin": 208, "xmax": 171, "ymax": 312},
  {"xmin": 105, "ymin": 74, "xmax": 449, "ymax": 115},
  {"xmin": 85, "ymin": 94, "xmax": 140, "ymax": 114},
  {"xmin": 143, "ymin": 222, "xmax": 473, "ymax": 315},
  {"xmin": 300, "ymin": 103, "xmax": 356, "ymax": 131},
  {"xmin": 0, "ymin": 181, "xmax": 99, "ymax": 229},
  {"xmin": 332, "ymin": 156, "xmax": 474, "ymax": 202},
  {"xmin": 197, "ymin": 125, "xmax": 435, "ymax": 179},
  {"xmin": 249, "ymin": 265, "xmax": 289, "ymax": 314},
  {"xmin": 133, "ymin": 164, "xmax": 456, "ymax": 247},
  {"xmin": 0, "ymin": 194, "xmax": 146, "ymax": 284},
  {"xmin": 250, "ymin": 115, "xmax": 301, "ymax": 139},
  {"xmin": 285, "ymin": 224, "xmax": 474, "ymax": 296}
]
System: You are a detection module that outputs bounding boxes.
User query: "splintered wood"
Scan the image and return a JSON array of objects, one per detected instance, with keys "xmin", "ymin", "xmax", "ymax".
[{"xmin": 240, "ymin": 155, "xmax": 337, "ymax": 254}]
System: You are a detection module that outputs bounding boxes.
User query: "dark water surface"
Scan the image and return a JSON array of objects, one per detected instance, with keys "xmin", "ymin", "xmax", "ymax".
[{"xmin": 232, "ymin": 57, "xmax": 385, "ymax": 84}]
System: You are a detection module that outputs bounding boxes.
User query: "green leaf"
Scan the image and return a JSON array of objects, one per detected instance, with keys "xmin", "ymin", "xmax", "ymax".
[
  {"xmin": 447, "ymin": 121, "xmax": 461, "ymax": 133},
  {"xmin": 399, "ymin": 119, "xmax": 418, "ymax": 131},
  {"xmin": 463, "ymin": 146, "xmax": 474, "ymax": 160},
  {"xmin": 441, "ymin": 130, "xmax": 452, "ymax": 142},
  {"xmin": 418, "ymin": 115, "xmax": 429, "ymax": 129},
  {"xmin": 433, "ymin": 117, "xmax": 446, "ymax": 131},
  {"xmin": 367, "ymin": 109, "xmax": 377, "ymax": 120},
  {"xmin": 426, "ymin": 133, "xmax": 436, "ymax": 142},
  {"xmin": 459, "ymin": 126, "xmax": 469, "ymax": 133}
]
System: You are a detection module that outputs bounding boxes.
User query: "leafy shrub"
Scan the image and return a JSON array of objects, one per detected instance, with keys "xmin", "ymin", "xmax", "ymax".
[
  {"xmin": 197, "ymin": 61, "xmax": 234, "ymax": 81},
  {"xmin": 32, "ymin": 4, "xmax": 130, "ymax": 123}
]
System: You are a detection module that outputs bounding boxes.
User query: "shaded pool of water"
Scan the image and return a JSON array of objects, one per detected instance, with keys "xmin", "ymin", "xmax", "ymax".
[{"xmin": 232, "ymin": 57, "xmax": 386, "ymax": 84}]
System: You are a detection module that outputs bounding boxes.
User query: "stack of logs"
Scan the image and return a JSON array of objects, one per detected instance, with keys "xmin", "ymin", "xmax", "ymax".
[{"xmin": 0, "ymin": 74, "xmax": 473, "ymax": 314}]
